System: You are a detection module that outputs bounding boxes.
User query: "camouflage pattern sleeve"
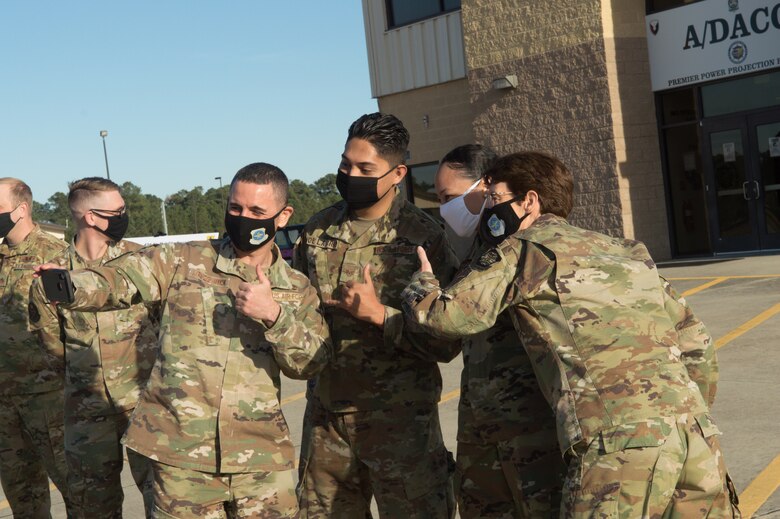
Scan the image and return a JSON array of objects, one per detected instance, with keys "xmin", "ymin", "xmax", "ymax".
[
  {"xmin": 66, "ymin": 244, "xmax": 176, "ymax": 312},
  {"xmin": 661, "ymin": 276, "xmax": 719, "ymax": 406},
  {"xmin": 257, "ymin": 282, "xmax": 331, "ymax": 380},
  {"xmin": 402, "ymin": 245, "xmax": 518, "ymax": 341},
  {"xmin": 385, "ymin": 231, "xmax": 462, "ymax": 362}
]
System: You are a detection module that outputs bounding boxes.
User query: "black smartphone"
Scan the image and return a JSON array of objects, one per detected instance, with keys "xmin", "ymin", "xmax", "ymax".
[{"xmin": 40, "ymin": 269, "xmax": 75, "ymax": 304}]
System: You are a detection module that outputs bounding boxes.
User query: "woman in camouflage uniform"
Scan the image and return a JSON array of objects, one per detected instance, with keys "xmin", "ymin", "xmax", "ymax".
[
  {"xmin": 435, "ymin": 146, "xmax": 564, "ymax": 518},
  {"xmin": 403, "ymin": 151, "xmax": 741, "ymax": 518}
]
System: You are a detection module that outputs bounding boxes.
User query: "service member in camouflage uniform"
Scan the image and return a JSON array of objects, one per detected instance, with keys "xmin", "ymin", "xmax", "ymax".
[
  {"xmin": 435, "ymin": 145, "xmax": 564, "ymax": 518},
  {"xmin": 403, "ymin": 152, "xmax": 741, "ymax": 518},
  {"xmin": 35, "ymin": 164, "xmax": 331, "ymax": 518},
  {"xmin": 30, "ymin": 177, "xmax": 157, "ymax": 518},
  {"xmin": 0, "ymin": 177, "xmax": 74, "ymax": 517},
  {"xmin": 295, "ymin": 113, "xmax": 460, "ymax": 518}
]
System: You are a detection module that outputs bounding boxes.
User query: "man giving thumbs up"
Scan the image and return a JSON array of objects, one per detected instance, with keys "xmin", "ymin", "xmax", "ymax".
[{"xmin": 33, "ymin": 163, "xmax": 330, "ymax": 518}]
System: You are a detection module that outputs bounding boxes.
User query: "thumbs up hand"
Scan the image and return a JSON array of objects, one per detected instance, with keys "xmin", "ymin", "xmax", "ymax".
[
  {"xmin": 236, "ymin": 264, "xmax": 281, "ymax": 325},
  {"xmin": 416, "ymin": 247, "xmax": 433, "ymax": 274},
  {"xmin": 324, "ymin": 263, "xmax": 385, "ymax": 328}
]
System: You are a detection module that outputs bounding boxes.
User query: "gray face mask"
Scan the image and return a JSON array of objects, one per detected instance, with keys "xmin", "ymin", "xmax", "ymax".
[{"xmin": 0, "ymin": 206, "xmax": 20, "ymax": 238}]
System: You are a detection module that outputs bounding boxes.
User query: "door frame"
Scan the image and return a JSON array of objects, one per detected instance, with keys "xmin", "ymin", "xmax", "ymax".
[
  {"xmin": 701, "ymin": 116, "xmax": 758, "ymax": 253},
  {"xmin": 701, "ymin": 107, "xmax": 780, "ymax": 253},
  {"xmin": 748, "ymin": 108, "xmax": 780, "ymax": 250}
]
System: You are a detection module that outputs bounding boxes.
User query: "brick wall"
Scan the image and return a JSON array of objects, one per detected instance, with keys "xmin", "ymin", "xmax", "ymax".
[
  {"xmin": 463, "ymin": 0, "xmax": 626, "ymax": 238},
  {"xmin": 602, "ymin": 0, "xmax": 670, "ymax": 258},
  {"xmin": 458, "ymin": 0, "xmax": 671, "ymax": 258},
  {"xmin": 377, "ymin": 79, "xmax": 475, "ymax": 166}
]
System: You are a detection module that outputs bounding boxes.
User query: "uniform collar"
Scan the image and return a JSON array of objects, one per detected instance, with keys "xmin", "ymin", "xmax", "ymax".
[
  {"xmin": 0, "ymin": 224, "xmax": 43, "ymax": 257},
  {"xmin": 68, "ymin": 234, "xmax": 127, "ymax": 269},
  {"xmin": 214, "ymin": 237, "xmax": 293, "ymax": 289},
  {"xmin": 324, "ymin": 188, "xmax": 405, "ymax": 246}
]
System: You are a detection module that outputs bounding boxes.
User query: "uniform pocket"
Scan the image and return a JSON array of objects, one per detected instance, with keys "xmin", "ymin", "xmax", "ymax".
[
  {"xmin": 166, "ymin": 289, "xmax": 209, "ymax": 349},
  {"xmin": 565, "ymin": 419, "xmax": 674, "ymax": 519}
]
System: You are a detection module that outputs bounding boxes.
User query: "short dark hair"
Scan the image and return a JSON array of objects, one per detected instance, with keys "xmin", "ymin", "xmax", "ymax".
[
  {"xmin": 68, "ymin": 177, "xmax": 121, "ymax": 210},
  {"xmin": 231, "ymin": 162, "xmax": 289, "ymax": 205},
  {"xmin": 0, "ymin": 177, "xmax": 33, "ymax": 207},
  {"xmin": 440, "ymin": 144, "xmax": 498, "ymax": 182},
  {"xmin": 347, "ymin": 112, "xmax": 410, "ymax": 165},
  {"xmin": 486, "ymin": 152, "xmax": 574, "ymax": 218}
]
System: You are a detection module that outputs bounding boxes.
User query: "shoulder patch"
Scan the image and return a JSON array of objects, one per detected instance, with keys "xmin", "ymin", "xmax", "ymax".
[
  {"xmin": 28, "ymin": 301, "xmax": 40, "ymax": 323},
  {"xmin": 475, "ymin": 248, "xmax": 501, "ymax": 271}
]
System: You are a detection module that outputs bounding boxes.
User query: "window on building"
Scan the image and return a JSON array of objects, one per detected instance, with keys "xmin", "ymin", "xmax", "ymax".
[
  {"xmin": 646, "ymin": 0, "xmax": 703, "ymax": 14},
  {"xmin": 386, "ymin": 0, "xmax": 461, "ymax": 29},
  {"xmin": 657, "ymin": 87, "xmax": 713, "ymax": 256},
  {"xmin": 701, "ymin": 70, "xmax": 780, "ymax": 118},
  {"xmin": 407, "ymin": 162, "xmax": 442, "ymax": 219}
]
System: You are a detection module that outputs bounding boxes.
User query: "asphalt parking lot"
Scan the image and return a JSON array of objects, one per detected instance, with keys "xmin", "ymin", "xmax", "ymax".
[{"xmin": 3, "ymin": 255, "xmax": 779, "ymax": 518}]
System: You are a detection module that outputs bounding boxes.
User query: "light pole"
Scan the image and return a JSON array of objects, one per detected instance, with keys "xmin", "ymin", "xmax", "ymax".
[
  {"xmin": 215, "ymin": 176, "xmax": 226, "ymax": 212},
  {"xmin": 99, "ymin": 130, "xmax": 111, "ymax": 180}
]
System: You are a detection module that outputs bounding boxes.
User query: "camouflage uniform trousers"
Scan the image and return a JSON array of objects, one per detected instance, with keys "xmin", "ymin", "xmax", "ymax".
[
  {"xmin": 455, "ymin": 434, "xmax": 565, "ymax": 519},
  {"xmin": 66, "ymin": 409, "xmax": 153, "ymax": 518},
  {"xmin": 0, "ymin": 389, "xmax": 74, "ymax": 518},
  {"xmin": 562, "ymin": 414, "xmax": 741, "ymax": 518},
  {"xmin": 149, "ymin": 460, "xmax": 299, "ymax": 518},
  {"xmin": 297, "ymin": 396, "xmax": 456, "ymax": 519}
]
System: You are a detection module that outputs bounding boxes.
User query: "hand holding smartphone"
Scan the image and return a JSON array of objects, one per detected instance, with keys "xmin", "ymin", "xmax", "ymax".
[{"xmin": 40, "ymin": 269, "xmax": 75, "ymax": 304}]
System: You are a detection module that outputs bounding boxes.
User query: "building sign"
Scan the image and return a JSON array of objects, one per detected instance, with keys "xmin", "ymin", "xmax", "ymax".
[{"xmin": 646, "ymin": 0, "xmax": 780, "ymax": 91}]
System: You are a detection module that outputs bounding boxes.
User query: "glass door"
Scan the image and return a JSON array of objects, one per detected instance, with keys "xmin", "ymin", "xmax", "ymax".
[
  {"xmin": 702, "ymin": 109, "xmax": 780, "ymax": 253},
  {"xmin": 702, "ymin": 118, "xmax": 759, "ymax": 252},
  {"xmin": 752, "ymin": 110, "xmax": 780, "ymax": 249}
]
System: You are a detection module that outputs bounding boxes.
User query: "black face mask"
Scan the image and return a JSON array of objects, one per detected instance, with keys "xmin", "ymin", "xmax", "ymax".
[
  {"xmin": 224, "ymin": 208, "xmax": 283, "ymax": 253},
  {"xmin": 479, "ymin": 196, "xmax": 527, "ymax": 247},
  {"xmin": 0, "ymin": 207, "xmax": 19, "ymax": 239},
  {"xmin": 336, "ymin": 166, "xmax": 396, "ymax": 210},
  {"xmin": 93, "ymin": 212, "xmax": 129, "ymax": 242}
]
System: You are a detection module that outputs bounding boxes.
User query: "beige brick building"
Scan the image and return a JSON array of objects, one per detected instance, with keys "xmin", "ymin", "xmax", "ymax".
[{"xmin": 361, "ymin": 0, "xmax": 780, "ymax": 259}]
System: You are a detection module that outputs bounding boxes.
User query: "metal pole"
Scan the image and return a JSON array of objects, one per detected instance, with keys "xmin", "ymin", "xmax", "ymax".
[
  {"xmin": 100, "ymin": 130, "xmax": 111, "ymax": 180},
  {"xmin": 161, "ymin": 200, "xmax": 169, "ymax": 235}
]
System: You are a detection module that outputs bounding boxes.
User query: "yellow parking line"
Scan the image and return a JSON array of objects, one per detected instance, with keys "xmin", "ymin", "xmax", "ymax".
[
  {"xmin": 681, "ymin": 277, "xmax": 729, "ymax": 298},
  {"xmin": 715, "ymin": 302, "xmax": 780, "ymax": 350},
  {"xmin": 281, "ymin": 391, "xmax": 307, "ymax": 406},
  {"xmin": 739, "ymin": 453, "xmax": 780, "ymax": 518},
  {"xmin": 668, "ymin": 274, "xmax": 780, "ymax": 280}
]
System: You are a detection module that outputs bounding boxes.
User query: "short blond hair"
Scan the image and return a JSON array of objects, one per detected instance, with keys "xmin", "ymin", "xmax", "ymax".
[
  {"xmin": 0, "ymin": 177, "xmax": 33, "ymax": 207},
  {"xmin": 68, "ymin": 177, "xmax": 121, "ymax": 211}
]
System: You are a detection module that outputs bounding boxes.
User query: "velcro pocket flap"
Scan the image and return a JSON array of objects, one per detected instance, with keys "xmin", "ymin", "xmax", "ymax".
[
  {"xmin": 599, "ymin": 417, "xmax": 673, "ymax": 454},
  {"xmin": 694, "ymin": 413, "xmax": 722, "ymax": 438}
]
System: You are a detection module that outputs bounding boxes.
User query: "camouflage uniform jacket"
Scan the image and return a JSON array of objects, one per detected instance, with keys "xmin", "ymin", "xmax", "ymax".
[
  {"xmin": 54, "ymin": 238, "xmax": 331, "ymax": 473},
  {"xmin": 0, "ymin": 224, "xmax": 67, "ymax": 395},
  {"xmin": 294, "ymin": 193, "xmax": 460, "ymax": 412},
  {"xmin": 456, "ymin": 238, "xmax": 556, "ymax": 445},
  {"xmin": 404, "ymin": 214, "xmax": 717, "ymax": 454},
  {"xmin": 29, "ymin": 237, "xmax": 159, "ymax": 416}
]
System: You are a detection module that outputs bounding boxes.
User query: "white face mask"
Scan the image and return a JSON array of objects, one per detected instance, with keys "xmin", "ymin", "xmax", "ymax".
[{"xmin": 439, "ymin": 179, "xmax": 486, "ymax": 237}]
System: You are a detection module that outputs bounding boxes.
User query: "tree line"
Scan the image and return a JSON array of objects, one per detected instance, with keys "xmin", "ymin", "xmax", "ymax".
[{"xmin": 33, "ymin": 174, "xmax": 342, "ymax": 241}]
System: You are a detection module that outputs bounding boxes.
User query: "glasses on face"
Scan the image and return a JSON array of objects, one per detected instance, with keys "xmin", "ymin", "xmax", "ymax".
[
  {"xmin": 90, "ymin": 206, "xmax": 126, "ymax": 218},
  {"xmin": 484, "ymin": 191, "xmax": 517, "ymax": 204}
]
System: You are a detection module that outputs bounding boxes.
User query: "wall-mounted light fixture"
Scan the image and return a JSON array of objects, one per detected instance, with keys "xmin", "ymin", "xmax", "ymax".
[
  {"xmin": 491, "ymin": 74, "xmax": 518, "ymax": 90},
  {"xmin": 422, "ymin": 114, "xmax": 430, "ymax": 128}
]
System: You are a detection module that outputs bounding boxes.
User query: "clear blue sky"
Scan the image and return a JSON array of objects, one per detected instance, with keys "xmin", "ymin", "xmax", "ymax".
[{"xmin": 0, "ymin": 1, "xmax": 377, "ymax": 204}]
